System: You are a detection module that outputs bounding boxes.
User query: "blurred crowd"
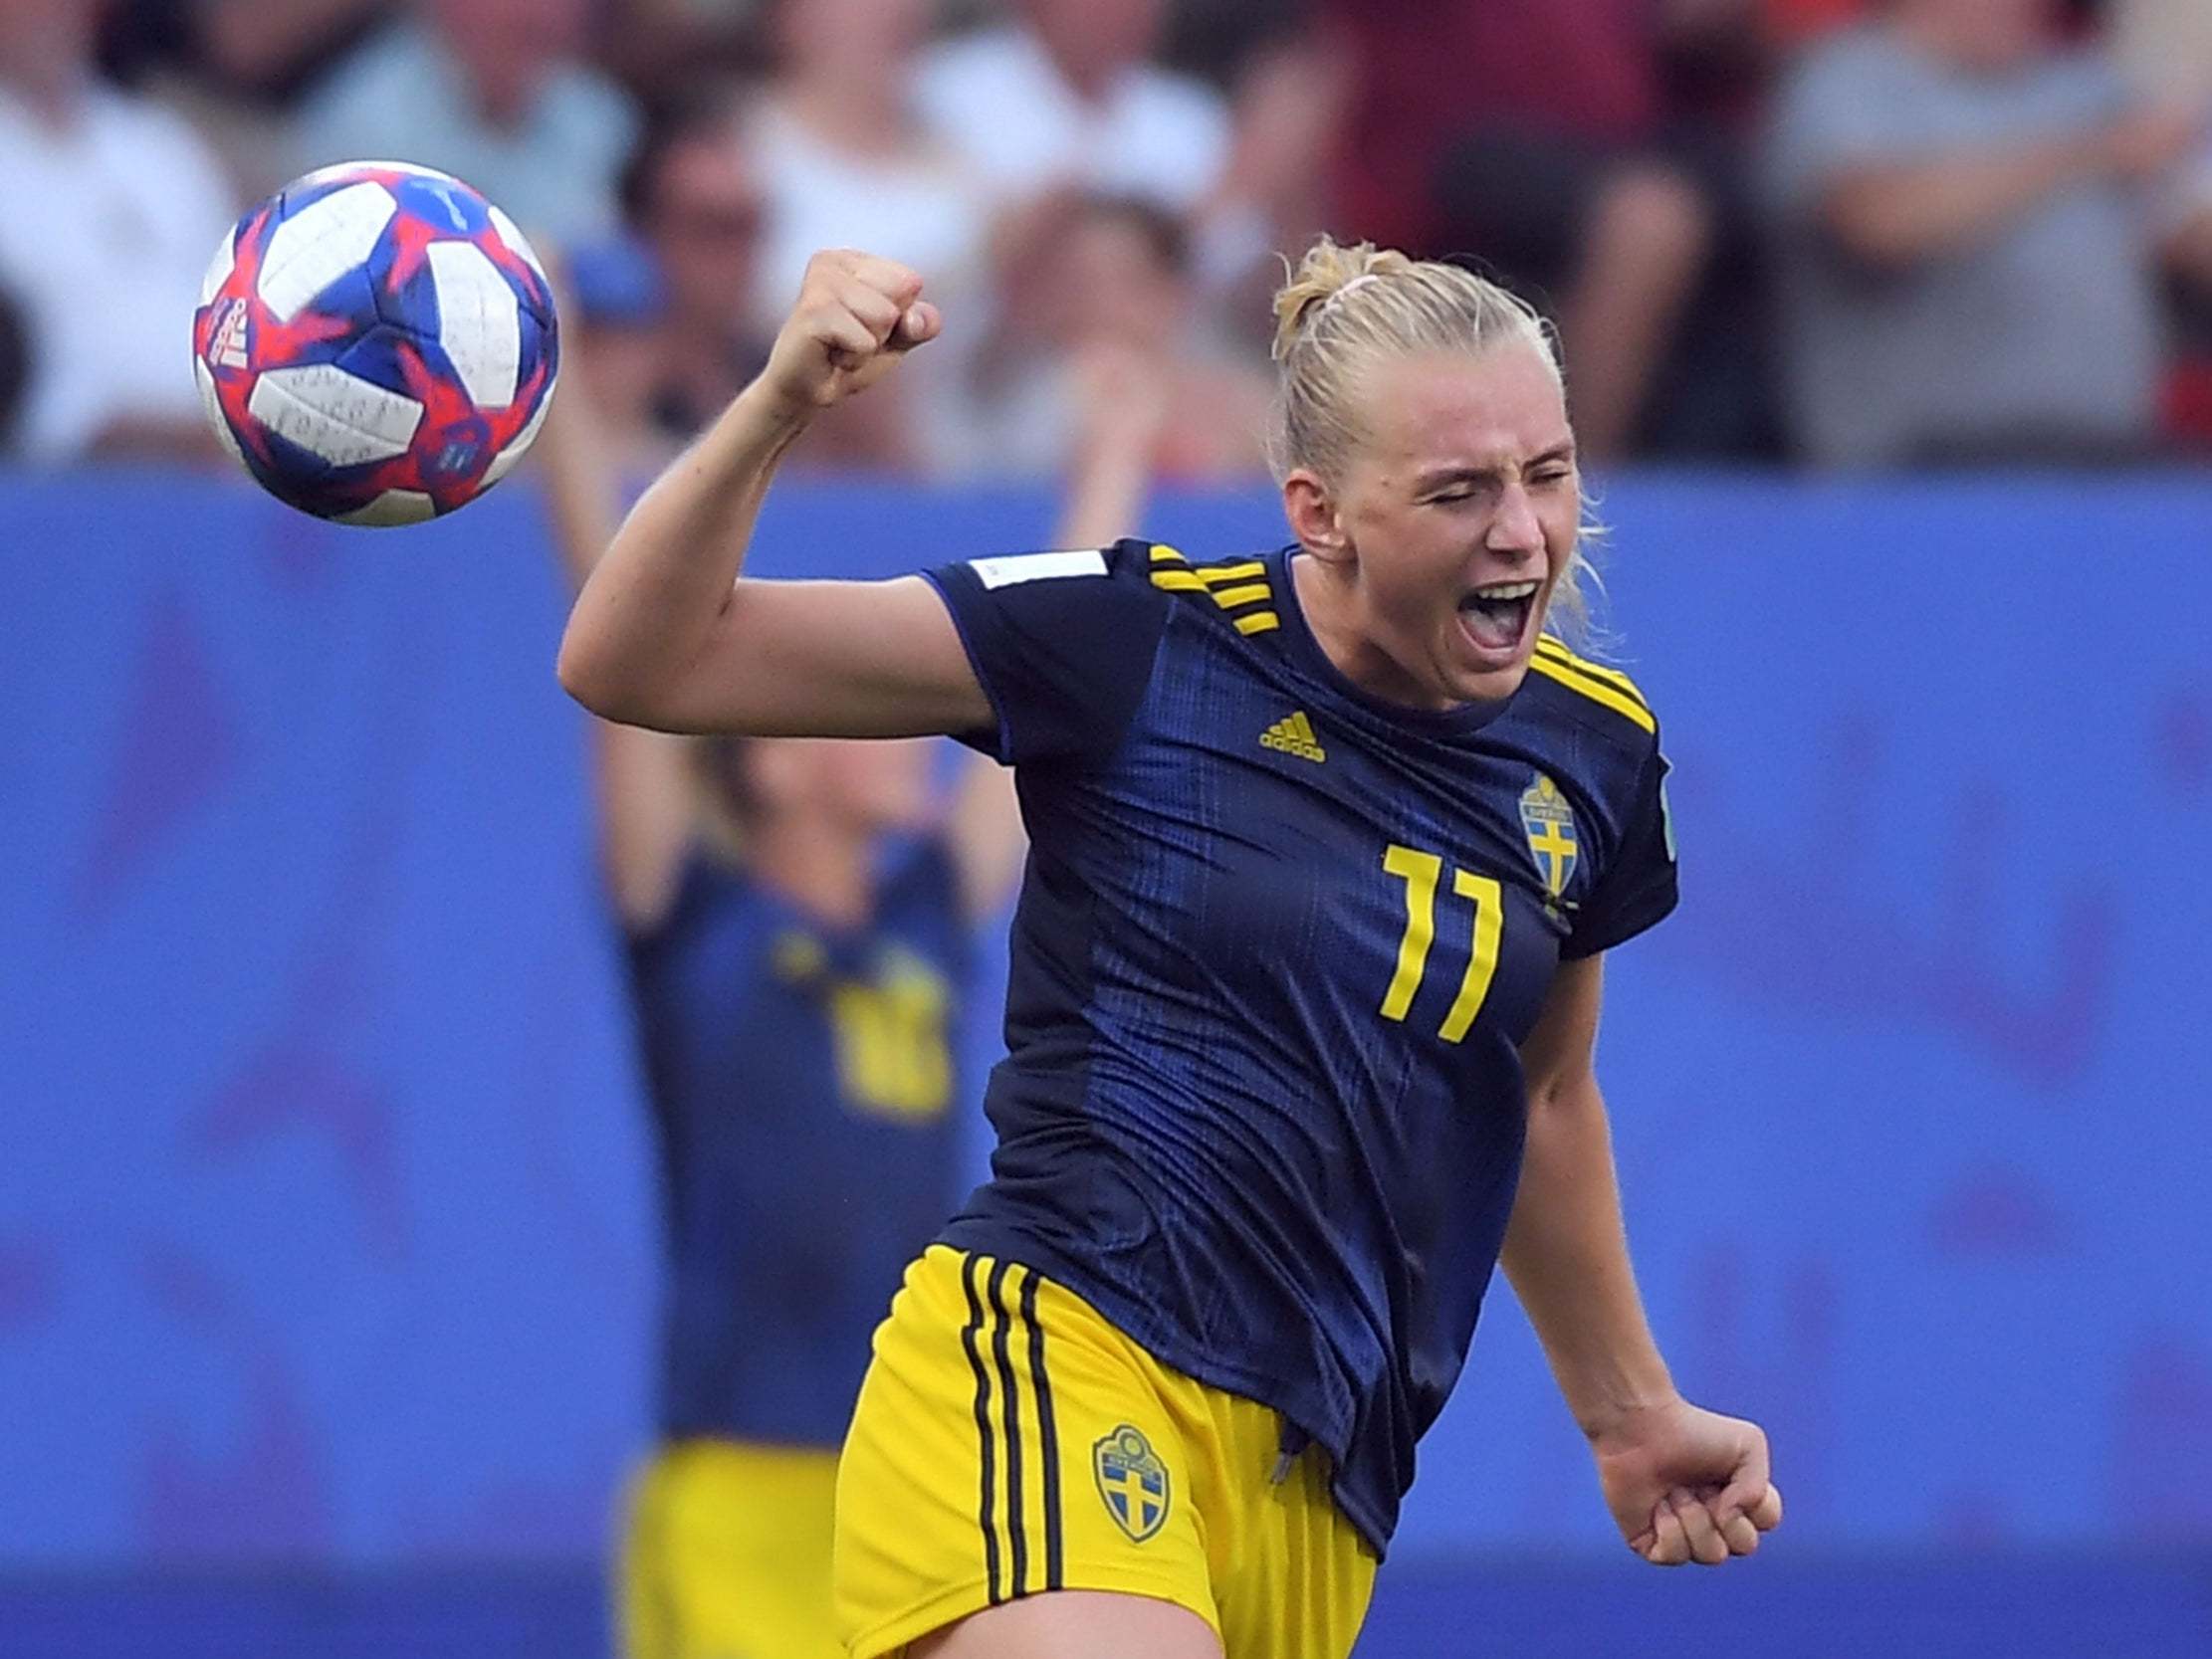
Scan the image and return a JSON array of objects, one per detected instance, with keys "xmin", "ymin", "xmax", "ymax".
[{"xmin": 3, "ymin": 0, "xmax": 2211, "ymax": 473}]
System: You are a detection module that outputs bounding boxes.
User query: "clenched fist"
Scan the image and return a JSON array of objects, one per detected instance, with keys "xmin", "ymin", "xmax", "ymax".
[
  {"xmin": 760, "ymin": 250, "xmax": 942, "ymax": 417},
  {"xmin": 1592, "ymin": 1395, "xmax": 1784, "ymax": 1567}
]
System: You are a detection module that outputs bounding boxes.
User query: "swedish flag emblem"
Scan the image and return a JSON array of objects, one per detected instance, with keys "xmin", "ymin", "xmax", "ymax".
[
  {"xmin": 1093, "ymin": 1424, "xmax": 1170, "ymax": 1543},
  {"xmin": 1519, "ymin": 772, "xmax": 1579, "ymax": 897}
]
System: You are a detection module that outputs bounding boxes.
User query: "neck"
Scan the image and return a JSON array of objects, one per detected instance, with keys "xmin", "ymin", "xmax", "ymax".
[
  {"xmin": 460, "ymin": 63, "xmax": 536, "ymax": 132},
  {"xmin": 1037, "ymin": 37, "xmax": 1119, "ymax": 105},
  {"xmin": 1290, "ymin": 553, "xmax": 1445, "ymax": 712},
  {"xmin": 783, "ymin": 72, "xmax": 906, "ymax": 150},
  {"xmin": 750, "ymin": 812, "xmax": 875, "ymax": 930},
  {"xmin": 1894, "ymin": 7, "xmax": 2030, "ymax": 70}
]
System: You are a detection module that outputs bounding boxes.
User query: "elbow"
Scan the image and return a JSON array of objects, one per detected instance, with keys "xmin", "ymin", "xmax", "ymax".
[
  {"xmin": 556, "ymin": 620, "xmax": 650, "ymax": 725},
  {"xmin": 554, "ymin": 632, "xmax": 599, "ymax": 713}
]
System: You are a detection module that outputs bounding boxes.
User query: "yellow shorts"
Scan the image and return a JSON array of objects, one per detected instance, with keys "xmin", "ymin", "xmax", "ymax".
[
  {"xmin": 622, "ymin": 1438, "xmax": 843, "ymax": 1659},
  {"xmin": 833, "ymin": 1246, "xmax": 1377, "ymax": 1659}
]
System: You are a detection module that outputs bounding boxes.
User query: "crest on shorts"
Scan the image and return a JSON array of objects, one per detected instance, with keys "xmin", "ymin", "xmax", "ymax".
[
  {"xmin": 1520, "ymin": 771, "xmax": 1579, "ymax": 898},
  {"xmin": 1093, "ymin": 1423, "xmax": 1170, "ymax": 1543}
]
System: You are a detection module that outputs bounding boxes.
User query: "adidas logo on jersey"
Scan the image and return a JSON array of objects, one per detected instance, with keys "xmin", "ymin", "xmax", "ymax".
[{"xmin": 1260, "ymin": 711, "xmax": 1325, "ymax": 762}]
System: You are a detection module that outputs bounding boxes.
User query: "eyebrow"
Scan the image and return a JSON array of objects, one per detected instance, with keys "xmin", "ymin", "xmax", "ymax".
[{"xmin": 1414, "ymin": 442, "xmax": 1579, "ymax": 492}]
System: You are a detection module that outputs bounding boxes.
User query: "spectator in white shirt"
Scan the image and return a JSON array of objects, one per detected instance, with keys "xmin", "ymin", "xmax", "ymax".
[
  {"xmin": 295, "ymin": 0, "xmax": 638, "ymax": 246},
  {"xmin": 0, "ymin": 0, "xmax": 237, "ymax": 461},
  {"xmin": 914, "ymin": 0, "xmax": 1231, "ymax": 215},
  {"xmin": 749, "ymin": 0, "xmax": 989, "ymax": 320}
]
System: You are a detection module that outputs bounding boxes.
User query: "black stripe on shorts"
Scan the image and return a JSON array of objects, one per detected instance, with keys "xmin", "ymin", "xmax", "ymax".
[
  {"xmin": 1020, "ymin": 1268, "xmax": 1064, "ymax": 1590},
  {"xmin": 960, "ymin": 1254, "xmax": 1002, "ymax": 1604},
  {"xmin": 988, "ymin": 1259, "xmax": 1028, "ymax": 1599}
]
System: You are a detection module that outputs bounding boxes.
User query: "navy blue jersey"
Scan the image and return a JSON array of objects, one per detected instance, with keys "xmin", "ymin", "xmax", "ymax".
[
  {"xmin": 923, "ymin": 539, "xmax": 1676, "ymax": 1553},
  {"xmin": 627, "ymin": 837, "xmax": 972, "ymax": 1448}
]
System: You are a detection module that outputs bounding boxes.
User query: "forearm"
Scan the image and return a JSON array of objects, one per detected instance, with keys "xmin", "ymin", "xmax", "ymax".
[
  {"xmin": 556, "ymin": 381, "xmax": 808, "ymax": 721},
  {"xmin": 1822, "ymin": 133, "xmax": 2105, "ymax": 267},
  {"xmin": 1056, "ymin": 439, "xmax": 1151, "ymax": 552},
  {"xmin": 1500, "ymin": 1077, "xmax": 1674, "ymax": 1437}
]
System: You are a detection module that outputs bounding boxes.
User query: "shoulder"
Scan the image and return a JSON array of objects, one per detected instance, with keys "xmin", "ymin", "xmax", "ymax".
[
  {"xmin": 303, "ymin": 22, "xmax": 429, "ymax": 112},
  {"xmin": 81, "ymin": 90, "xmax": 229, "ymax": 205},
  {"xmin": 1517, "ymin": 636, "xmax": 1662, "ymax": 759},
  {"xmin": 544, "ymin": 64, "xmax": 640, "ymax": 147},
  {"xmin": 1126, "ymin": 66, "xmax": 1230, "ymax": 140},
  {"xmin": 627, "ymin": 843, "xmax": 761, "ymax": 953},
  {"xmin": 1140, "ymin": 541, "xmax": 1288, "ymax": 642},
  {"xmin": 930, "ymin": 534, "xmax": 1268, "ymax": 651}
]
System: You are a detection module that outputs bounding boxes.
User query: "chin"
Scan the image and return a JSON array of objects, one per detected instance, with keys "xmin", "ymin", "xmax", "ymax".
[{"xmin": 1450, "ymin": 659, "xmax": 1531, "ymax": 706}]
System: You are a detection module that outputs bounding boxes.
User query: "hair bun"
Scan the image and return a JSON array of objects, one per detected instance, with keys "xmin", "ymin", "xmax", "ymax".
[{"xmin": 1269, "ymin": 236, "xmax": 1409, "ymax": 361}]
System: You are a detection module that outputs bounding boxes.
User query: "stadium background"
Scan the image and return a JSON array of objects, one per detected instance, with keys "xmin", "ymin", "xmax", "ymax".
[
  {"xmin": 10, "ymin": 475, "xmax": 2211, "ymax": 1654},
  {"xmin": 7, "ymin": 0, "xmax": 2212, "ymax": 1654}
]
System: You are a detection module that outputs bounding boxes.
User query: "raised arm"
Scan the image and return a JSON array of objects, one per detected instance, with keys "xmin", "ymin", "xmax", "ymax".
[
  {"xmin": 535, "ymin": 313, "xmax": 697, "ymax": 929},
  {"xmin": 1504, "ymin": 953, "xmax": 1782, "ymax": 1567},
  {"xmin": 555, "ymin": 251, "xmax": 993, "ymax": 738}
]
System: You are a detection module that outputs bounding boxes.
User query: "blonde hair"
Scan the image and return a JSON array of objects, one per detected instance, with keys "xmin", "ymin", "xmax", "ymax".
[{"xmin": 1267, "ymin": 236, "xmax": 1602, "ymax": 641}]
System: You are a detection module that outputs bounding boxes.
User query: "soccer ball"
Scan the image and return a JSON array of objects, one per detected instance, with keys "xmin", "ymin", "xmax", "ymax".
[{"xmin": 191, "ymin": 161, "xmax": 558, "ymax": 526}]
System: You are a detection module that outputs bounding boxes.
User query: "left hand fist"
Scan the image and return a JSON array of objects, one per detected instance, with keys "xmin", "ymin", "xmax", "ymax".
[{"xmin": 1590, "ymin": 1396, "xmax": 1783, "ymax": 1566}]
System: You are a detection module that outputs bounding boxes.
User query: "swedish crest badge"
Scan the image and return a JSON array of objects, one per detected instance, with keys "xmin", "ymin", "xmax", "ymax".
[
  {"xmin": 1094, "ymin": 1423, "xmax": 1171, "ymax": 1543},
  {"xmin": 1519, "ymin": 771, "xmax": 1579, "ymax": 898}
]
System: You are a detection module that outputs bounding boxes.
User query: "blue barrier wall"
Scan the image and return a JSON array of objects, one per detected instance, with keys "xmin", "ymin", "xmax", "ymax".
[{"xmin": 5, "ymin": 470, "xmax": 2210, "ymax": 1649}]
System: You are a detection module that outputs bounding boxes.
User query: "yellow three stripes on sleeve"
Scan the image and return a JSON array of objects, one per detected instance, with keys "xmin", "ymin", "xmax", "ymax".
[
  {"xmin": 1149, "ymin": 544, "xmax": 1279, "ymax": 635},
  {"xmin": 1529, "ymin": 637, "xmax": 1655, "ymax": 733}
]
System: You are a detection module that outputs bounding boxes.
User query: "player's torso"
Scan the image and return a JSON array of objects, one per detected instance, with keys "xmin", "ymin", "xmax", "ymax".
[
  {"xmin": 628, "ymin": 842, "xmax": 969, "ymax": 1445},
  {"xmin": 1013, "ymin": 551, "xmax": 1622, "ymax": 1132}
]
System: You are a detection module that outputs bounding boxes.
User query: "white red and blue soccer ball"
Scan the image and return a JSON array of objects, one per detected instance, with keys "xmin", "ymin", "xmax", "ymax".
[{"xmin": 191, "ymin": 161, "xmax": 557, "ymax": 525}]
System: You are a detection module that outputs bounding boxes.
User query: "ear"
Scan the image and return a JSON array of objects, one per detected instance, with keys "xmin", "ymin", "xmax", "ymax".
[{"xmin": 1282, "ymin": 469, "xmax": 1350, "ymax": 566}]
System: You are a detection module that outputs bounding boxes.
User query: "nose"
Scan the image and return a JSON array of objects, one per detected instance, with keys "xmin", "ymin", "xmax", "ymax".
[{"xmin": 1485, "ymin": 480, "xmax": 1543, "ymax": 560}]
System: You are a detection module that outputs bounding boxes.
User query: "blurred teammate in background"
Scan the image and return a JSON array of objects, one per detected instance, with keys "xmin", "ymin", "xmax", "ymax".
[
  {"xmin": 537, "ymin": 294, "xmax": 1163, "ymax": 1659},
  {"xmin": 558, "ymin": 236, "xmax": 1782, "ymax": 1657}
]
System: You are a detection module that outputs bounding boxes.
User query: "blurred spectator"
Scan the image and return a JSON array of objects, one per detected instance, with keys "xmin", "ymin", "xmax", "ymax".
[
  {"xmin": 559, "ymin": 234, "xmax": 684, "ymax": 480},
  {"xmin": 747, "ymin": 0, "xmax": 989, "ymax": 331},
  {"xmin": 914, "ymin": 0, "xmax": 1231, "ymax": 215},
  {"xmin": 1320, "ymin": 0, "xmax": 1767, "ymax": 461},
  {"xmin": 294, "ymin": 0, "xmax": 638, "ymax": 244},
  {"xmin": 0, "ymin": 0, "xmax": 234, "ymax": 462},
  {"xmin": 924, "ymin": 192, "xmax": 1271, "ymax": 481},
  {"xmin": 2110, "ymin": 0, "xmax": 2212, "ymax": 98},
  {"xmin": 99, "ymin": 0, "xmax": 393, "ymax": 199},
  {"xmin": 613, "ymin": 87, "xmax": 774, "ymax": 445},
  {"xmin": 0, "ymin": 284, "xmax": 26, "ymax": 450},
  {"xmin": 1764, "ymin": 0, "xmax": 2212, "ymax": 467}
]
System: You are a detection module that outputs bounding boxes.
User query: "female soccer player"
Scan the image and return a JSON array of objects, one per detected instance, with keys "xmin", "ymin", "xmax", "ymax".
[
  {"xmin": 559, "ymin": 241, "xmax": 1783, "ymax": 1659},
  {"xmin": 540, "ymin": 327, "xmax": 1165, "ymax": 1658}
]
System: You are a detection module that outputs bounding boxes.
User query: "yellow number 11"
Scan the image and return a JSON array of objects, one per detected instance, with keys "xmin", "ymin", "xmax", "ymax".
[{"xmin": 1380, "ymin": 845, "xmax": 1503, "ymax": 1043}]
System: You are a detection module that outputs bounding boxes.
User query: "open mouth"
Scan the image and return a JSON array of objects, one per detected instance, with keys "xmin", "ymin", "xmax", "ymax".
[{"xmin": 1456, "ymin": 578, "xmax": 1541, "ymax": 658}]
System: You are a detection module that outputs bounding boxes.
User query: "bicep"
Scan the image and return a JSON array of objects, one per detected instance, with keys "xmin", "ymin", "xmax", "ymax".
[
  {"xmin": 1520, "ymin": 952, "xmax": 1606, "ymax": 1109},
  {"xmin": 636, "ymin": 574, "xmax": 995, "ymax": 738}
]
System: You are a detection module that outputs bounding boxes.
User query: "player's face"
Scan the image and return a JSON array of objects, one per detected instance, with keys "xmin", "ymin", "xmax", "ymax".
[
  {"xmin": 802, "ymin": 737, "xmax": 936, "ymax": 834},
  {"xmin": 646, "ymin": 139, "xmax": 765, "ymax": 328},
  {"xmin": 1320, "ymin": 343, "xmax": 1579, "ymax": 709}
]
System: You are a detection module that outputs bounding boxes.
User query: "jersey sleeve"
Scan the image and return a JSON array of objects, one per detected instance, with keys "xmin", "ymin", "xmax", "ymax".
[
  {"xmin": 1563, "ymin": 742, "xmax": 1678, "ymax": 959},
  {"xmin": 922, "ymin": 538, "xmax": 1173, "ymax": 765}
]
